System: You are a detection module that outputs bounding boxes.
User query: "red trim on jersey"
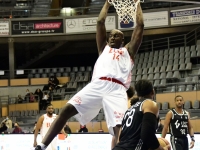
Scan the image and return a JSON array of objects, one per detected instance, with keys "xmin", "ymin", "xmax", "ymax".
[{"xmin": 100, "ymin": 77, "xmax": 125, "ymax": 87}]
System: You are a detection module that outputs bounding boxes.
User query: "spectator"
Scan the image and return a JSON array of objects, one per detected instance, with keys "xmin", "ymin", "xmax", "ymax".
[
  {"xmin": 41, "ymin": 92, "xmax": 49, "ymax": 110},
  {"xmin": 78, "ymin": 125, "xmax": 88, "ymax": 133},
  {"xmin": 34, "ymin": 88, "xmax": 43, "ymax": 102},
  {"xmin": 64, "ymin": 124, "xmax": 71, "ymax": 134},
  {"xmin": 0, "ymin": 122, "xmax": 7, "ymax": 133},
  {"xmin": 25, "ymin": 89, "xmax": 30, "ymax": 102},
  {"xmin": 30, "ymin": 92, "xmax": 36, "ymax": 102},
  {"xmin": 2, "ymin": 116, "xmax": 12, "ymax": 129},
  {"xmin": 47, "ymin": 87, "xmax": 53, "ymax": 102},
  {"xmin": 34, "ymin": 88, "xmax": 44, "ymax": 110},
  {"xmin": 16, "ymin": 95, "xmax": 24, "ymax": 104},
  {"xmin": 0, "ymin": 116, "xmax": 12, "ymax": 133},
  {"xmin": 43, "ymin": 75, "xmax": 59, "ymax": 91},
  {"xmin": 12, "ymin": 122, "xmax": 23, "ymax": 134}
]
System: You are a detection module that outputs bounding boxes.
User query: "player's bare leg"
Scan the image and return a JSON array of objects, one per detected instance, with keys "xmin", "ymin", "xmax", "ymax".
[
  {"xmin": 40, "ymin": 104, "xmax": 78, "ymax": 148},
  {"xmin": 111, "ymin": 125, "xmax": 121, "ymax": 149}
]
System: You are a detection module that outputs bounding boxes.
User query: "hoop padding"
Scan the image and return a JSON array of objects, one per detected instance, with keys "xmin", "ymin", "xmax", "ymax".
[{"xmin": 108, "ymin": 0, "xmax": 141, "ymax": 23}]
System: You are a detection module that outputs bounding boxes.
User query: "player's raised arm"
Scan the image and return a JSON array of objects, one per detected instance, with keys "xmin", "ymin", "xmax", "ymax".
[
  {"xmin": 96, "ymin": 0, "xmax": 111, "ymax": 55},
  {"xmin": 125, "ymin": 1, "xmax": 144, "ymax": 61},
  {"xmin": 161, "ymin": 111, "xmax": 172, "ymax": 138},
  {"xmin": 34, "ymin": 116, "xmax": 44, "ymax": 147}
]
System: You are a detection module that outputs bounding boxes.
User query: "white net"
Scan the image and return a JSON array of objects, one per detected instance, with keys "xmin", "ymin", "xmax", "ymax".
[{"xmin": 108, "ymin": 0, "xmax": 143, "ymax": 23}]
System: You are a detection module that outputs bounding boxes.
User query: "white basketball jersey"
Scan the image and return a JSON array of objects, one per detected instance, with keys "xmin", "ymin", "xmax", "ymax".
[
  {"xmin": 40, "ymin": 114, "xmax": 57, "ymax": 137},
  {"xmin": 92, "ymin": 45, "xmax": 134, "ymax": 89}
]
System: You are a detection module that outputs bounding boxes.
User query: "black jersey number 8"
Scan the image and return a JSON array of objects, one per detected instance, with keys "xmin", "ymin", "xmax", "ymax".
[{"xmin": 125, "ymin": 108, "xmax": 135, "ymax": 127}]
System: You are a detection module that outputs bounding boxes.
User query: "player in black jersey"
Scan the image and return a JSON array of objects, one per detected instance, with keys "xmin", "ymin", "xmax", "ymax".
[
  {"xmin": 162, "ymin": 95, "xmax": 195, "ymax": 150},
  {"xmin": 113, "ymin": 79, "xmax": 170, "ymax": 150}
]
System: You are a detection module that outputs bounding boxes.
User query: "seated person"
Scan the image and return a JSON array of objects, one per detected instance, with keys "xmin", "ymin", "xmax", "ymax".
[
  {"xmin": 29, "ymin": 92, "xmax": 36, "ymax": 102},
  {"xmin": 34, "ymin": 88, "xmax": 43, "ymax": 101},
  {"xmin": 47, "ymin": 87, "xmax": 53, "ymax": 102},
  {"xmin": 25, "ymin": 89, "xmax": 30, "ymax": 102},
  {"xmin": 1, "ymin": 116, "xmax": 12, "ymax": 129},
  {"xmin": 12, "ymin": 122, "xmax": 23, "ymax": 134},
  {"xmin": 43, "ymin": 75, "xmax": 59, "ymax": 91},
  {"xmin": 78, "ymin": 125, "xmax": 88, "ymax": 133},
  {"xmin": 16, "ymin": 95, "xmax": 24, "ymax": 104},
  {"xmin": 0, "ymin": 122, "xmax": 7, "ymax": 133}
]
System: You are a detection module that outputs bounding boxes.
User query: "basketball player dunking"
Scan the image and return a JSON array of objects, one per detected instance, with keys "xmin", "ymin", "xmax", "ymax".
[
  {"xmin": 35, "ymin": 0, "xmax": 143, "ymax": 149},
  {"xmin": 162, "ymin": 95, "xmax": 195, "ymax": 150},
  {"xmin": 34, "ymin": 104, "xmax": 67, "ymax": 150},
  {"xmin": 113, "ymin": 79, "xmax": 170, "ymax": 150}
]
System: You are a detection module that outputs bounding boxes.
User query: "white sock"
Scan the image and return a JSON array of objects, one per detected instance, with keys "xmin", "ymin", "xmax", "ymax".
[{"xmin": 39, "ymin": 143, "xmax": 47, "ymax": 150}]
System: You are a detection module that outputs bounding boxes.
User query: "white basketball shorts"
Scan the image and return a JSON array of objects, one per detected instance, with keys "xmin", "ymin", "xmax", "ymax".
[{"xmin": 68, "ymin": 78, "xmax": 128, "ymax": 135}]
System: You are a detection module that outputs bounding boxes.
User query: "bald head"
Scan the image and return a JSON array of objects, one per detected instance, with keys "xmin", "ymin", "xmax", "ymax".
[
  {"xmin": 108, "ymin": 29, "xmax": 124, "ymax": 48},
  {"xmin": 110, "ymin": 29, "xmax": 124, "ymax": 38}
]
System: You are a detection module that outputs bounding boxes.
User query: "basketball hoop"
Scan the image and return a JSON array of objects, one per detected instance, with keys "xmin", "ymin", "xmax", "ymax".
[{"xmin": 108, "ymin": 0, "xmax": 144, "ymax": 23}]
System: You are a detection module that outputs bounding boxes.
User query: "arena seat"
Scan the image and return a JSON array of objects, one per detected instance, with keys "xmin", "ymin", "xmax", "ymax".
[
  {"xmin": 159, "ymin": 102, "xmax": 169, "ymax": 118},
  {"xmin": 142, "ymin": 68, "xmax": 147, "ymax": 74},
  {"xmin": 172, "ymin": 64, "xmax": 179, "ymax": 71},
  {"xmin": 154, "ymin": 73, "xmax": 160, "ymax": 80},
  {"xmin": 186, "ymin": 63, "xmax": 192, "ymax": 70},
  {"xmin": 160, "ymin": 73, "xmax": 166, "ymax": 79},
  {"xmin": 20, "ymin": 110, "xmax": 25, "ymax": 117},
  {"xmin": 179, "ymin": 47, "xmax": 184, "ymax": 53},
  {"xmin": 136, "ymin": 75, "xmax": 142, "ymax": 81},
  {"xmin": 163, "ymin": 60, "xmax": 168, "ymax": 66},
  {"xmin": 42, "ymin": 73, "xmax": 48, "ymax": 78},
  {"xmin": 76, "ymin": 72, "xmax": 82, "ymax": 77},
  {"xmin": 143, "ymin": 57, "xmax": 148, "ymax": 63},
  {"xmin": 142, "ymin": 74, "xmax": 147, "ymax": 80},
  {"xmin": 138, "ymin": 68, "xmax": 144, "ymax": 75},
  {"xmin": 147, "ymin": 74, "xmax": 153, "ymax": 80},
  {"xmin": 192, "ymin": 76, "xmax": 199, "ymax": 83},
  {"xmin": 160, "ymin": 79, "xmax": 166, "ymax": 87},
  {"xmin": 178, "ymin": 85, "xmax": 185, "ymax": 92},
  {"xmin": 35, "ymin": 74, "xmax": 40, "ymax": 78},
  {"xmin": 148, "ymin": 67, "xmax": 154, "ymax": 74},
  {"xmin": 154, "ymin": 80, "xmax": 160, "ymax": 87},
  {"xmin": 62, "ymin": 72, "xmax": 69, "ymax": 77},
  {"xmin": 156, "ymin": 102, "xmax": 162, "ymax": 110},
  {"xmin": 186, "ymin": 85, "xmax": 193, "ymax": 91},
  {"xmin": 45, "ymin": 68, "xmax": 50, "ymax": 74},
  {"xmin": 193, "ymin": 100, "xmax": 200, "ymax": 109},
  {"xmin": 64, "ymin": 94, "xmax": 70, "ymax": 100},
  {"xmin": 184, "ymin": 101, "xmax": 192, "ymax": 110},
  {"xmin": 97, "ymin": 113, "xmax": 104, "ymax": 122},
  {"xmin": 191, "ymin": 51, "xmax": 197, "ymax": 57},
  {"xmin": 179, "ymin": 63, "xmax": 186, "ymax": 71},
  {"xmin": 154, "ymin": 67, "xmax": 159, "ymax": 73}
]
